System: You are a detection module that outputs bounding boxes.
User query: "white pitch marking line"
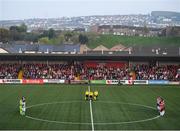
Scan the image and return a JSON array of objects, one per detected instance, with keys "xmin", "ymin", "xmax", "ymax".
[
  {"xmin": 88, "ymin": 86, "xmax": 95, "ymax": 131},
  {"xmin": 25, "ymin": 101, "xmax": 160, "ymax": 125},
  {"xmin": 25, "ymin": 114, "xmax": 160, "ymax": 125}
]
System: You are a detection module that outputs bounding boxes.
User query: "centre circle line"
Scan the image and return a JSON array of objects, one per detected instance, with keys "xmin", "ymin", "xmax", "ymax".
[{"xmin": 25, "ymin": 100, "xmax": 160, "ymax": 125}]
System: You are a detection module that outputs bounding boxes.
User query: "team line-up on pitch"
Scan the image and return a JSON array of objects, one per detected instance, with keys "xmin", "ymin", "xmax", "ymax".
[{"xmin": 19, "ymin": 90, "xmax": 165, "ymax": 117}]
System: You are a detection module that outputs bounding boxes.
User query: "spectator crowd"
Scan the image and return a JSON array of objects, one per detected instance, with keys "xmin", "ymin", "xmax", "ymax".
[
  {"xmin": 0, "ymin": 64, "xmax": 20, "ymax": 79},
  {"xmin": 0, "ymin": 62, "xmax": 180, "ymax": 81}
]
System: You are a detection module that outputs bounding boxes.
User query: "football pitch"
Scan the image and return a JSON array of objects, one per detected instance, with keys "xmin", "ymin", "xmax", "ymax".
[{"xmin": 0, "ymin": 84, "xmax": 180, "ymax": 130}]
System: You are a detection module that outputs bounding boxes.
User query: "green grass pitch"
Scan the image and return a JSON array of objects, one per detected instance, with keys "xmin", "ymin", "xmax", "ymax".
[{"xmin": 0, "ymin": 84, "xmax": 180, "ymax": 130}]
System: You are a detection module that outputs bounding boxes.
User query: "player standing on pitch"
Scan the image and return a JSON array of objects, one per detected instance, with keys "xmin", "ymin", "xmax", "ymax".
[
  {"xmin": 157, "ymin": 97, "xmax": 165, "ymax": 116},
  {"xmin": 19, "ymin": 96, "xmax": 26, "ymax": 115},
  {"xmin": 85, "ymin": 91, "xmax": 89, "ymax": 100},
  {"xmin": 93, "ymin": 91, "xmax": 98, "ymax": 100}
]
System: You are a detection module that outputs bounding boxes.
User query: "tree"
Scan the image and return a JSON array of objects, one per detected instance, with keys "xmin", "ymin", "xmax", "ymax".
[
  {"xmin": 143, "ymin": 25, "xmax": 149, "ymax": 34},
  {"xmin": 64, "ymin": 32, "xmax": 72, "ymax": 42},
  {"xmin": 40, "ymin": 30, "xmax": 49, "ymax": 38},
  {"xmin": 18, "ymin": 23, "xmax": 27, "ymax": 33},
  {"xmin": 71, "ymin": 35, "xmax": 79, "ymax": 43},
  {"xmin": 48, "ymin": 28, "xmax": 56, "ymax": 39},
  {"xmin": 9, "ymin": 26, "xmax": 19, "ymax": 32},
  {"xmin": 9, "ymin": 26, "xmax": 20, "ymax": 41},
  {"xmin": 24, "ymin": 33, "xmax": 39, "ymax": 42},
  {"xmin": 38, "ymin": 37, "xmax": 50, "ymax": 44},
  {"xmin": 57, "ymin": 34, "xmax": 65, "ymax": 44},
  {"xmin": 9, "ymin": 24, "xmax": 27, "ymax": 41},
  {"xmin": 0, "ymin": 28, "xmax": 10, "ymax": 43},
  {"xmin": 40, "ymin": 28, "xmax": 56, "ymax": 39},
  {"xmin": 9, "ymin": 23, "xmax": 27, "ymax": 33},
  {"xmin": 79, "ymin": 34, "xmax": 88, "ymax": 44}
]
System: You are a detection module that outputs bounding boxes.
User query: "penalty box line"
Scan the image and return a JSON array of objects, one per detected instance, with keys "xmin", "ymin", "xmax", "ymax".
[{"xmin": 88, "ymin": 86, "xmax": 95, "ymax": 131}]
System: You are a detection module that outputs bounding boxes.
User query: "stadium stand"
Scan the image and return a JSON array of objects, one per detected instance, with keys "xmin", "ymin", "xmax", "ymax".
[
  {"xmin": 0, "ymin": 62, "xmax": 179, "ymax": 81},
  {"xmin": 0, "ymin": 64, "xmax": 20, "ymax": 79}
]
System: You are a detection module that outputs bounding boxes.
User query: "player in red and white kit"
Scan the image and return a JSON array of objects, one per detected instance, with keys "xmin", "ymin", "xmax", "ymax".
[{"xmin": 157, "ymin": 97, "xmax": 165, "ymax": 116}]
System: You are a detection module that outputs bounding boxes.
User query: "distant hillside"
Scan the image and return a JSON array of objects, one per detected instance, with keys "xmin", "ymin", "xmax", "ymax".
[
  {"xmin": 87, "ymin": 35, "xmax": 180, "ymax": 49},
  {"xmin": 151, "ymin": 11, "xmax": 180, "ymax": 21}
]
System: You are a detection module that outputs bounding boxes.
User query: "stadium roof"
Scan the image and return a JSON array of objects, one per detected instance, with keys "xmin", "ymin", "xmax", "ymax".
[
  {"xmin": 0, "ymin": 43, "xmax": 179, "ymax": 57},
  {"xmin": 93, "ymin": 45, "xmax": 109, "ymax": 51},
  {"xmin": 0, "ymin": 44, "xmax": 80, "ymax": 53},
  {"xmin": 110, "ymin": 44, "xmax": 127, "ymax": 51},
  {"xmin": 0, "ymin": 53, "xmax": 179, "ymax": 62}
]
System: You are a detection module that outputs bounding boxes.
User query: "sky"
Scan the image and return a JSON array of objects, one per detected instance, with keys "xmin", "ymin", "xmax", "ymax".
[{"xmin": 0, "ymin": 0, "xmax": 180, "ymax": 20}]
